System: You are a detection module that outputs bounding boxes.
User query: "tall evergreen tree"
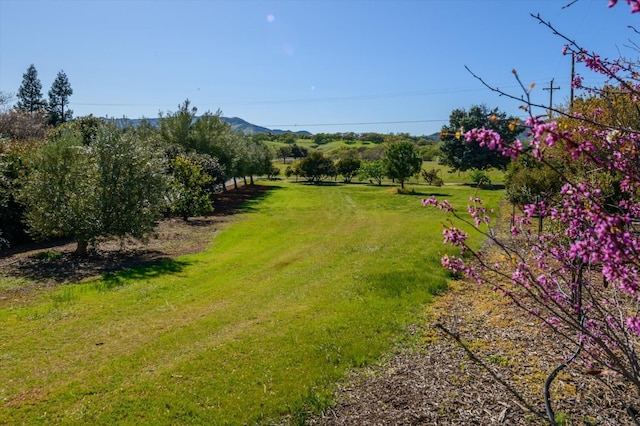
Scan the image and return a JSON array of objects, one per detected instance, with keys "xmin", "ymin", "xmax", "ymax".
[
  {"xmin": 48, "ymin": 70, "xmax": 73, "ymax": 125},
  {"xmin": 16, "ymin": 64, "xmax": 45, "ymax": 113}
]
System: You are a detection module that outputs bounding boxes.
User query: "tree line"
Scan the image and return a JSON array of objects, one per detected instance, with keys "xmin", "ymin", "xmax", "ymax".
[
  {"xmin": 0, "ymin": 98, "xmax": 274, "ymax": 256},
  {"xmin": 0, "ymin": 78, "xmax": 530, "ymax": 258},
  {"xmin": 0, "ymin": 64, "xmax": 534, "ymax": 259}
]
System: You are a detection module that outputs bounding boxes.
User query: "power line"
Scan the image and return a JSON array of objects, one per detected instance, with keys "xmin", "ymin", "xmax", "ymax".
[
  {"xmin": 263, "ymin": 119, "xmax": 449, "ymax": 128},
  {"xmin": 68, "ymin": 85, "xmax": 518, "ymax": 109}
]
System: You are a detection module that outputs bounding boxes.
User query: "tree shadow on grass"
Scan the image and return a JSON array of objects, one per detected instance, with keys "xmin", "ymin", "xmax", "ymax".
[
  {"xmin": 461, "ymin": 183, "xmax": 506, "ymax": 190},
  {"xmin": 96, "ymin": 258, "xmax": 192, "ymax": 291},
  {"xmin": 209, "ymin": 183, "xmax": 281, "ymax": 216},
  {"xmin": 4, "ymin": 249, "xmax": 190, "ymax": 286},
  {"xmin": 395, "ymin": 189, "xmax": 451, "ymax": 198}
]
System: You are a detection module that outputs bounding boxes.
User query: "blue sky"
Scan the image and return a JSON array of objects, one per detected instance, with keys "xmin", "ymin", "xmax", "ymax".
[{"xmin": 0, "ymin": 0, "xmax": 637, "ymax": 135}]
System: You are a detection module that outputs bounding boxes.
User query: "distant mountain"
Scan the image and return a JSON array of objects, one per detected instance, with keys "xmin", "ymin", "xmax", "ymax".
[{"xmin": 108, "ymin": 116, "xmax": 312, "ymax": 136}]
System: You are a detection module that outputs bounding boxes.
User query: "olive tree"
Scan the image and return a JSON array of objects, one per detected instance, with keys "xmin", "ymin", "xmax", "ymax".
[{"xmin": 21, "ymin": 124, "xmax": 168, "ymax": 256}]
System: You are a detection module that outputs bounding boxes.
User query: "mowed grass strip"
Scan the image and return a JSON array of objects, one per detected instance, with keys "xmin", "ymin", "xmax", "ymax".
[{"xmin": 0, "ymin": 181, "xmax": 500, "ymax": 425}]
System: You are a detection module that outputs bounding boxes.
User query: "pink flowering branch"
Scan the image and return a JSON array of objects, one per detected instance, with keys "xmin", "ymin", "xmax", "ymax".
[{"xmin": 427, "ymin": 4, "xmax": 640, "ymax": 421}]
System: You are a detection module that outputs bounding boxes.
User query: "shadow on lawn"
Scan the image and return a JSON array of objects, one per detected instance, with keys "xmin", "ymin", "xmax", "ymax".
[
  {"xmin": 5, "ymin": 250, "xmax": 190, "ymax": 286},
  {"xmin": 396, "ymin": 190, "xmax": 451, "ymax": 198},
  {"xmin": 97, "ymin": 258, "xmax": 192, "ymax": 291},
  {"xmin": 209, "ymin": 183, "xmax": 281, "ymax": 216}
]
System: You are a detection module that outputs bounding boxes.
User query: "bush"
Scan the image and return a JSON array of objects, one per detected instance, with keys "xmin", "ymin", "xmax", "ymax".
[{"xmin": 469, "ymin": 169, "xmax": 491, "ymax": 188}]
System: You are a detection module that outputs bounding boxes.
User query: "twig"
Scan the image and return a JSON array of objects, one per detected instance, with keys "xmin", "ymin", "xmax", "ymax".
[{"xmin": 433, "ymin": 322, "xmax": 546, "ymax": 419}]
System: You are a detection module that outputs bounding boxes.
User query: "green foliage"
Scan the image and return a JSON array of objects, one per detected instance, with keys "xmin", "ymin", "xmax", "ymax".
[
  {"xmin": 0, "ymin": 149, "xmax": 31, "ymax": 247},
  {"xmin": 93, "ymin": 125, "xmax": 168, "ymax": 239},
  {"xmin": 504, "ymin": 156, "xmax": 563, "ymax": 205},
  {"xmin": 469, "ymin": 169, "xmax": 492, "ymax": 188},
  {"xmin": 285, "ymin": 164, "xmax": 296, "ymax": 179},
  {"xmin": 169, "ymin": 155, "xmax": 213, "ymax": 220},
  {"xmin": 16, "ymin": 64, "xmax": 45, "ymax": 113},
  {"xmin": 47, "ymin": 70, "xmax": 73, "ymax": 125},
  {"xmin": 47, "ymin": 114, "xmax": 102, "ymax": 145},
  {"xmin": 159, "ymin": 99, "xmax": 272, "ymax": 184},
  {"xmin": 279, "ymin": 132, "xmax": 297, "ymax": 145},
  {"xmin": 277, "ymin": 145, "xmax": 292, "ymax": 163},
  {"xmin": 419, "ymin": 142, "xmax": 441, "ymax": 161},
  {"xmin": 383, "ymin": 140, "xmax": 422, "ymax": 189},
  {"xmin": 32, "ymin": 249, "xmax": 63, "ymax": 260},
  {"xmin": 20, "ymin": 124, "xmax": 168, "ymax": 255},
  {"xmin": 421, "ymin": 168, "xmax": 444, "ymax": 186},
  {"xmin": 313, "ymin": 133, "xmax": 333, "ymax": 145},
  {"xmin": 361, "ymin": 132, "xmax": 385, "ymax": 144},
  {"xmin": 20, "ymin": 130, "xmax": 99, "ymax": 254},
  {"xmin": 291, "ymin": 143, "xmax": 308, "ymax": 159},
  {"xmin": 159, "ymin": 99, "xmax": 198, "ymax": 148},
  {"xmin": 266, "ymin": 164, "xmax": 280, "ymax": 179},
  {"xmin": 335, "ymin": 157, "xmax": 361, "ymax": 183},
  {"xmin": 295, "ymin": 151, "xmax": 336, "ymax": 183},
  {"xmin": 439, "ymin": 104, "xmax": 523, "ymax": 172},
  {"xmin": 357, "ymin": 160, "xmax": 385, "ymax": 185}
]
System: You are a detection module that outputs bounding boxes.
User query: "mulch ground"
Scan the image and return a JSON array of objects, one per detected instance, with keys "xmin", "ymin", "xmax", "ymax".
[
  {"xmin": 306, "ymin": 278, "xmax": 639, "ymax": 425},
  {"xmin": 1, "ymin": 184, "xmax": 638, "ymax": 424}
]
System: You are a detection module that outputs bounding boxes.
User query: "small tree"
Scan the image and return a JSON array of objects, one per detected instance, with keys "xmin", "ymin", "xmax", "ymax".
[
  {"xmin": 16, "ymin": 64, "xmax": 45, "ymax": 114},
  {"xmin": 290, "ymin": 143, "xmax": 309, "ymax": 160},
  {"xmin": 20, "ymin": 130, "xmax": 99, "ymax": 255},
  {"xmin": 295, "ymin": 151, "xmax": 335, "ymax": 183},
  {"xmin": 421, "ymin": 168, "xmax": 444, "ymax": 186},
  {"xmin": 357, "ymin": 160, "xmax": 385, "ymax": 185},
  {"xmin": 0, "ymin": 110, "xmax": 48, "ymax": 141},
  {"xmin": 383, "ymin": 140, "xmax": 422, "ymax": 189},
  {"xmin": 21, "ymin": 125, "xmax": 168, "ymax": 256},
  {"xmin": 335, "ymin": 158, "xmax": 361, "ymax": 183},
  {"xmin": 47, "ymin": 70, "xmax": 73, "ymax": 125},
  {"xmin": 277, "ymin": 145, "xmax": 292, "ymax": 163}
]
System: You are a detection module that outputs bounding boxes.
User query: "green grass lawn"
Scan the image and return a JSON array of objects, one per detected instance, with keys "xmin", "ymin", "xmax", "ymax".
[
  {"xmin": 272, "ymin": 159, "xmax": 505, "ymax": 186},
  {"xmin": 0, "ymin": 181, "xmax": 502, "ymax": 425}
]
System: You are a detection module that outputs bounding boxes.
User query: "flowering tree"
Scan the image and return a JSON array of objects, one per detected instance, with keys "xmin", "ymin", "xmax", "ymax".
[{"xmin": 424, "ymin": 2, "xmax": 640, "ymax": 423}]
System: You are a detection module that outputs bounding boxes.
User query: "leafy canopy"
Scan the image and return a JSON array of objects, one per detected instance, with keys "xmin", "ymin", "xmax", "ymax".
[{"xmin": 439, "ymin": 104, "xmax": 523, "ymax": 172}]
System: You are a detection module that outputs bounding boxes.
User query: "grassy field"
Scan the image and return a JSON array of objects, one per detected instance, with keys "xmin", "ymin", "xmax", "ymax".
[
  {"xmin": 272, "ymin": 159, "xmax": 505, "ymax": 186},
  {"xmin": 0, "ymin": 181, "xmax": 502, "ymax": 425}
]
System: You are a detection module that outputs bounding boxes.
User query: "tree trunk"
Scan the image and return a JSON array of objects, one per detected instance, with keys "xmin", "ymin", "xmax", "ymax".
[{"xmin": 75, "ymin": 240, "xmax": 89, "ymax": 257}]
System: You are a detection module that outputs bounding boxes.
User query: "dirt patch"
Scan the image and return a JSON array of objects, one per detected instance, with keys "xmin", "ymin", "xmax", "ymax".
[{"xmin": 0, "ymin": 184, "xmax": 274, "ymax": 300}]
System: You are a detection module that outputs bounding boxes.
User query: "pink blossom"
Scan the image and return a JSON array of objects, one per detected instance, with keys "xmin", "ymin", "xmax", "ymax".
[
  {"xmin": 626, "ymin": 317, "xmax": 640, "ymax": 335},
  {"xmin": 421, "ymin": 196, "xmax": 437, "ymax": 207}
]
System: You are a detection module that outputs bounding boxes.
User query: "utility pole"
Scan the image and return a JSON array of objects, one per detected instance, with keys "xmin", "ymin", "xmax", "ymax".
[
  {"xmin": 570, "ymin": 54, "xmax": 575, "ymax": 111},
  {"xmin": 543, "ymin": 78, "xmax": 560, "ymax": 119}
]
